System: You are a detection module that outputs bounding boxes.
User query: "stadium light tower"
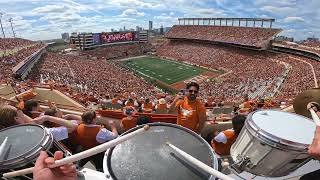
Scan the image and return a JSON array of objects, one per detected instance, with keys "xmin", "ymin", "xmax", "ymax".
[
  {"xmin": 8, "ymin": 18, "xmax": 15, "ymax": 38},
  {"xmin": 0, "ymin": 12, "xmax": 5, "ymax": 38}
]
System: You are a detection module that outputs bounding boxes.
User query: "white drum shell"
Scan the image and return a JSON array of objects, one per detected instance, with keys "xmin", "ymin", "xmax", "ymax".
[{"xmin": 231, "ymin": 110, "xmax": 313, "ymax": 177}]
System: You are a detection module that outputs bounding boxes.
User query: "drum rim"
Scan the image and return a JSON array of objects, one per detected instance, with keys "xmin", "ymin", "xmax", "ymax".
[
  {"xmin": 103, "ymin": 122, "xmax": 218, "ymax": 180},
  {"xmin": 0, "ymin": 124, "xmax": 53, "ymax": 169},
  {"xmin": 247, "ymin": 110, "xmax": 312, "ymax": 151}
]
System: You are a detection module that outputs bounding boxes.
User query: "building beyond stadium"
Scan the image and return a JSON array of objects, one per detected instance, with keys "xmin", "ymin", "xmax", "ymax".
[{"xmin": 70, "ymin": 30, "xmax": 149, "ymax": 50}]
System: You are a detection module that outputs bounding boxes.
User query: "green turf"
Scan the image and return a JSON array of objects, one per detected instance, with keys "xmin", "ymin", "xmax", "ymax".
[{"xmin": 122, "ymin": 56, "xmax": 217, "ymax": 84}]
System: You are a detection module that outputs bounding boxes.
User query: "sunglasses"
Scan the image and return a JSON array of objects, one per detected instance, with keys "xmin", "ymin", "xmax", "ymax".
[{"xmin": 188, "ymin": 90, "xmax": 198, "ymax": 94}]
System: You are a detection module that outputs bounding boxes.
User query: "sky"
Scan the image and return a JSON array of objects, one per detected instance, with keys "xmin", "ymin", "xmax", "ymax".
[{"xmin": 0, "ymin": 0, "xmax": 319, "ymax": 41}]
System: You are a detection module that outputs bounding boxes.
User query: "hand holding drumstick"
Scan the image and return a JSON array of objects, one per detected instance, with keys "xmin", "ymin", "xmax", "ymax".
[
  {"xmin": 34, "ymin": 151, "xmax": 76, "ymax": 180},
  {"xmin": 307, "ymin": 102, "xmax": 320, "ymax": 160}
]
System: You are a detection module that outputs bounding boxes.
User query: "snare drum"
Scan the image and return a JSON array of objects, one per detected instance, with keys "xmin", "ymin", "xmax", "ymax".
[
  {"xmin": 230, "ymin": 110, "xmax": 316, "ymax": 177},
  {"xmin": 0, "ymin": 124, "xmax": 70, "ymax": 179},
  {"xmin": 103, "ymin": 123, "xmax": 219, "ymax": 180}
]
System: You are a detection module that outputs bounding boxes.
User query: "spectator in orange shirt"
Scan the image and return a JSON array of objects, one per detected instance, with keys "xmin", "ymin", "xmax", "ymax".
[
  {"xmin": 155, "ymin": 98, "xmax": 168, "ymax": 113},
  {"xmin": 141, "ymin": 98, "xmax": 154, "ymax": 113},
  {"xmin": 169, "ymin": 82, "xmax": 206, "ymax": 133},
  {"xmin": 211, "ymin": 115, "xmax": 246, "ymax": 156},
  {"xmin": 121, "ymin": 107, "xmax": 137, "ymax": 132}
]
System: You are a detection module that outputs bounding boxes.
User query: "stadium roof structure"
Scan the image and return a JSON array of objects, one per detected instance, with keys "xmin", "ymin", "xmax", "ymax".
[{"xmin": 178, "ymin": 17, "xmax": 276, "ymax": 28}]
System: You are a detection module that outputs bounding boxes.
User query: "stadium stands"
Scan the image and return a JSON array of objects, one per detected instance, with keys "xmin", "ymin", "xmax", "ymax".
[
  {"xmin": 166, "ymin": 25, "xmax": 282, "ymax": 48},
  {"xmin": 28, "ymin": 52, "xmax": 160, "ymax": 104},
  {"xmin": 1, "ymin": 25, "xmax": 319, "ymax": 109},
  {"xmin": 277, "ymin": 55, "xmax": 320, "ymax": 99},
  {"xmin": 272, "ymin": 41, "xmax": 320, "ymax": 58},
  {"xmin": 0, "ymin": 42, "xmax": 45, "ymax": 84},
  {"xmin": 0, "ymin": 38, "xmax": 34, "ymax": 51},
  {"xmin": 157, "ymin": 40, "xmax": 286, "ymax": 102}
]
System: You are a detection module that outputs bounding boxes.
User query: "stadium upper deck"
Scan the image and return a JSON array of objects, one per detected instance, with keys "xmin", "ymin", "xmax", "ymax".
[{"xmin": 166, "ymin": 25, "xmax": 282, "ymax": 49}]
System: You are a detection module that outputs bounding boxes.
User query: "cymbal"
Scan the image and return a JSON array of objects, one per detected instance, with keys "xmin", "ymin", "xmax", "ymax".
[{"xmin": 293, "ymin": 88, "xmax": 320, "ymax": 118}]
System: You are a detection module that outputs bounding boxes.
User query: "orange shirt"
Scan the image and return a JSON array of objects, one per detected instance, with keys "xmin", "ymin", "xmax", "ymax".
[
  {"xmin": 112, "ymin": 98, "xmax": 119, "ymax": 104},
  {"xmin": 143, "ymin": 102, "xmax": 153, "ymax": 109},
  {"xmin": 20, "ymin": 91, "xmax": 37, "ymax": 101},
  {"xmin": 211, "ymin": 129, "xmax": 237, "ymax": 156},
  {"xmin": 76, "ymin": 124, "xmax": 102, "ymax": 149},
  {"xmin": 243, "ymin": 101, "xmax": 253, "ymax": 109},
  {"xmin": 126, "ymin": 101, "xmax": 135, "ymax": 107},
  {"xmin": 176, "ymin": 97, "xmax": 206, "ymax": 132},
  {"xmin": 156, "ymin": 104, "xmax": 167, "ymax": 110},
  {"xmin": 121, "ymin": 117, "xmax": 137, "ymax": 131}
]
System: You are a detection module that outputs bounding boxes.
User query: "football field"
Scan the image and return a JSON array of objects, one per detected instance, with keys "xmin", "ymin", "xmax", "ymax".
[{"xmin": 122, "ymin": 56, "xmax": 221, "ymax": 85}]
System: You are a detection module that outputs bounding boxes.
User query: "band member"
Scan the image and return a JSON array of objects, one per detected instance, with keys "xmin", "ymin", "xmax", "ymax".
[{"xmin": 211, "ymin": 115, "xmax": 246, "ymax": 156}]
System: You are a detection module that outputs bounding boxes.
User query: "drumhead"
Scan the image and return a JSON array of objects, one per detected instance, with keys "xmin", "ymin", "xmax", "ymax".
[
  {"xmin": 104, "ymin": 123, "xmax": 218, "ymax": 180},
  {"xmin": 248, "ymin": 110, "xmax": 316, "ymax": 147},
  {"xmin": 0, "ymin": 124, "xmax": 52, "ymax": 169}
]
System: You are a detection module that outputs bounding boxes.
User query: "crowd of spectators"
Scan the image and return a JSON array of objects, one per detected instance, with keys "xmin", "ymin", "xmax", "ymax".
[
  {"xmin": 0, "ymin": 38, "xmax": 34, "ymax": 51},
  {"xmin": 80, "ymin": 43, "xmax": 150, "ymax": 60},
  {"xmin": 274, "ymin": 40, "xmax": 320, "ymax": 56},
  {"xmin": 2, "ymin": 36, "xmax": 320, "ymax": 109},
  {"xmin": 166, "ymin": 25, "xmax": 282, "ymax": 48},
  {"xmin": 28, "ymin": 52, "xmax": 160, "ymax": 105},
  {"xmin": 157, "ymin": 40, "xmax": 286, "ymax": 102},
  {"xmin": 277, "ymin": 55, "xmax": 320, "ymax": 99},
  {"xmin": 0, "ymin": 43, "xmax": 44, "ymax": 84}
]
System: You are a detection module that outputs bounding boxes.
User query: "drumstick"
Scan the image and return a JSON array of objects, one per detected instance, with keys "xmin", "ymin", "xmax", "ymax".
[
  {"xmin": 0, "ymin": 137, "xmax": 8, "ymax": 158},
  {"xmin": 308, "ymin": 102, "xmax": 320, "ymax": 126},
  {"xmin": 167, "ymin": 143, "xmax": 235, "ymax": 180},
  {"xmin": 309, "ymin": 109, "xmax": 320, "ymax": 126},
  {"xmin": 3, "ymin": 125, "xmax": 150, "ymax": 178}
]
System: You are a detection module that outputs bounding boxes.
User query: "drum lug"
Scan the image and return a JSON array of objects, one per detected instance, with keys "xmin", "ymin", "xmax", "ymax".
[{"xmin": 232, "ymin": 155, "xmax": 253, "ymax": 172}]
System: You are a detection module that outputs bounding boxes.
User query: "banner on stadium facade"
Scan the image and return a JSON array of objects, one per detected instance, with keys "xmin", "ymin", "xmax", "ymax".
[
  {"xmin": 100, "ymin": 32, "xmax": 135, "ymax": 43},
  {"xmin": 93, "ymin": 33, "xmax": 101, "ymax": 45}
]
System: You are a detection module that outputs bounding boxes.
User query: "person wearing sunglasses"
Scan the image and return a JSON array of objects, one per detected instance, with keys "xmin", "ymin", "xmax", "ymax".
[{"xmin": 169, "ymin": 82, "xmax": 206, "ymax": 134}]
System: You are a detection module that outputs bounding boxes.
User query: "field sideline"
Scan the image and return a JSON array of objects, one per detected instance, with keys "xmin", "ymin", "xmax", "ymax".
[{"xmin": 121, "ymin": 56, "xmax": 221, "ymax": 85}]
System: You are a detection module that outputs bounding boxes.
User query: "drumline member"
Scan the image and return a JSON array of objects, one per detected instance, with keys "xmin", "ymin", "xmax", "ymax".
[
  {"xmin": 211, "ymin": 115, "xmax": 246, "ymax": 156},
  {"xmin": 44, "ymin": 106, "xmax": 82, "ymax": 152},
  {"xmin": 299, "ymin": 103, "xmax": 320, "ymax": 179},
  {"xmin": 76, "ymin": 110, "xmax": 118, "ymax": 171},
  {"xmin": 121, "ymin": 107, "xmax": 137, "ymax": 132},
  {"xmin": 23, "ymin": 100, "xmax": 43, "ymax": 118},
  {"xmin": 169, "ymin": 82, "xmax": 207, "ymax": 134},
  {"xmin": 0, "ymin": 105, "xmax": 78, "ymax": 141}
]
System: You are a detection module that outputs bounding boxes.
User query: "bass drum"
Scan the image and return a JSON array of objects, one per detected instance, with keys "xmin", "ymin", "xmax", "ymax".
[
  {"xmin": 230, "ymin": 110, "xmax": 315, "ymax": 177},
  {"xmin": 103, "ymin": 123, "xmax": 219, "ymax": 180}
]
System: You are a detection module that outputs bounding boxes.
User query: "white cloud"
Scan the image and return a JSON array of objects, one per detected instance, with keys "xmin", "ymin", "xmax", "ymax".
[
  {"xmin": 283, "ymin": 16, "xmax": 305, "ymax": 23},
  {"xmin": 40, "ymin": 13, "xmax": 82, "ymax": 23},
  {"xmin": 108, "ymin": 0, "xmax": 163, "ymax": 9},
  {"xmin": 261, "ymin": 6, "xmax": 296, "ymax": 16},
  {"xmin": 195, "ymin": 8, "xmax": 223, "ymax": 15},
  {"xmin": 119, "ymin": 8, "xmax": 145, "ymax": 17},
  {"xmin": 254, "ymin": 0, "xmax": 296, "ymax": 7},
  {"xmin": 33, "ymin": 5, "xmax": 68, "ymax": 14},
  {"xmin": 154, "ymin": 15, "xmax": 174, "ymax": 21}
]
